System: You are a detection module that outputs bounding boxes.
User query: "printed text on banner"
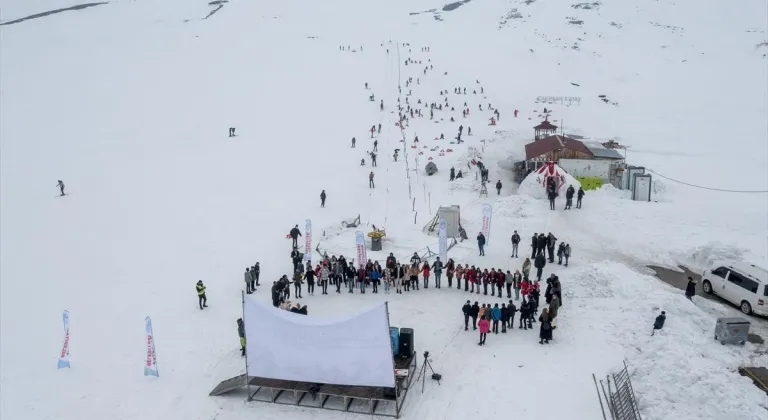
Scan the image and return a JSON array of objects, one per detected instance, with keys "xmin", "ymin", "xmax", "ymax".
[
  {"xmin": 144, "ymin": 317, "xmax": 159, "ymax": 377},
  {"xmin": 304, "ymin": 219, "xmax": 312, "ymax": 261},
  {"xmin": 481, "ymin": 204, "xmax": 493, "ymax": 245},
  {"xmin": 57, "ymin": 310, "xmax": 71, "ymax": 369},
  {"xmin": 355, "ymin": 231, "xmax": 367, "ymax": 268},
  {"xmin": 438, "ymin": 219, "xmax": 448, "ymax": 262}
]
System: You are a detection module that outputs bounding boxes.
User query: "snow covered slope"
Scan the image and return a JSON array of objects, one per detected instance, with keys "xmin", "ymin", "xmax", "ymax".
[{"xmin": 1, "ymin": 0, "xmax": 766, "ymax": 419}]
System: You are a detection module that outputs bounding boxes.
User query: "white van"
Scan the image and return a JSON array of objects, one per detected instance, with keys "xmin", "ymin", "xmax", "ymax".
[{"xmin": 701, "ymin": 262, "xmax": 768, "ymax": 316}]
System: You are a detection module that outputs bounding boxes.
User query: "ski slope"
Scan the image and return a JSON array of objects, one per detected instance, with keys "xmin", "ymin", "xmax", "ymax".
[{"xmin": 1, "ymin": 0, "xmax": 767, "ymax": 419}]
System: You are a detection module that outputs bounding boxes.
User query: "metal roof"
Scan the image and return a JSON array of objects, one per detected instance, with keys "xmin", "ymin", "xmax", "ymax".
[{"xmin": 583, "ymin": 141, "xmax": 625, "ymax": 160}]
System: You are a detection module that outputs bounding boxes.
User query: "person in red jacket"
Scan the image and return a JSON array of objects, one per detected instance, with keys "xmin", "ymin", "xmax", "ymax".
[
  {"xmin": 496, "ymin": 270, "xmax": 506, "ymax": 298},
  {"xmin": 421, "ymin": 262, "xmax": 431, "ymax": 289},
  {"xmin": 481, "ymin": 269, "xmax": 490, "ymax": 295},
  {"xmin": 478, "ymin": 316, "xmax": 490, "ymax": 346},
  {"xmin": 490, "ymin": 269, "xmax": 499, "ymax": 296},
  {"xmin": 521, "ymin": 278, "xmax": 532, "ymax": 297}
]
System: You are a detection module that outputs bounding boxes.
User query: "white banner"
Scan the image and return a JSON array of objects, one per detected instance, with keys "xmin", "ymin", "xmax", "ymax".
[
  {"xmin": 244, "ymin": 298, "xmax": 396, "ymax": 387},
  {"xmin": 57, "ymin": 310, "xmax": 71, "ymax": 369},
  {"xmin": 355, "ymin": 231, "xmax": 367, "ymax": 268},
  {"xmin": 303, "ymin": 219, "xmax": 312, "ymax": 261},
  {"xmin": 481, "ymin": 204, "xmax": 492, "ymax": 245},
  {"xmin": 144, "ymin": 317, "xmax": 159, "ymax": 377},
  {"xmin": 438, "ymin": 219, "xmax": 448, "ymax": 262}
]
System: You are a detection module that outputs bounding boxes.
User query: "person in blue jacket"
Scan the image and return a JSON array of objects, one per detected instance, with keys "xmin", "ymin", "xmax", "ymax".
[
  {"xmin": 491, "ymin": 303, "xmax": 502, "ymax": 334},
  {"xmin": 370, "ymin": 269, "xmax": 381, "ymax": 294}
]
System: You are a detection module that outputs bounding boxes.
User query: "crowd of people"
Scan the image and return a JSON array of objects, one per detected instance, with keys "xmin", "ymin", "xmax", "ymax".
[{"xmin": 260, "ymin": 224, "xmax": 568, "ymax": 347}]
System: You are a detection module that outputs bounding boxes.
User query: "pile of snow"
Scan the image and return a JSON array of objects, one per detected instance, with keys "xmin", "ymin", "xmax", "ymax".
[
  {"xmin": 518, "ymin": 163, "xmax": 582, "ymax": 199},
  {"xmin": 567, "ymin": 262, "xmax": 766, "ymax": 420}
]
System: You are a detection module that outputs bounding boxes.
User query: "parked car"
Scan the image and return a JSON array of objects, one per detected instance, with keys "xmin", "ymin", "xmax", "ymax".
[{"xmin": 701, "ymin": 262, "xmax": 768, "ymax": 316}]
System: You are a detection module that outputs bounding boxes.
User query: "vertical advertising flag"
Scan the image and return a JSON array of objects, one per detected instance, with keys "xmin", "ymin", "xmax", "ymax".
[
  {"xmin": 481, "ymin": 204, "xmax": 493, "ymax": 246},
  {"xmin": 355, "ymin": 231, "xmax": 367, "ymax": 268},
  {"xmin": 304, "ymin": 219, "xmax": 312, "ymax": 261},
  {"xmin": 438, "ymin": 219, "xmax": 448, "ymax": 262},
  {"xmin": 57, "ymin": 310, "xmax": 71, "ymax": 369},
  {"xmin": 144, "ymin": 317, "xmax": 159, "ymax": 377}
]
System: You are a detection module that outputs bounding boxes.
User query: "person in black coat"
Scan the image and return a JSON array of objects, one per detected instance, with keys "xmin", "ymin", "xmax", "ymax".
[
  {"xmin": 462, "ymin": 300, "xmax": 472, "ymax": 331},
  {"xmin": 685, "ymin": 277, "xmax": 697, "ymax": 300},
  {"xmin": 477, "ymin": 232, "xmax": 486, "ymax": 256},
  {"xmin": 534, "ymin": 253, "xmax": 546, "ymax": 281},
  {"xmin": 320, "ymin": 190, "xmax": 327, "ymax": 207},
  {"xmin": 470, "ymin": 301, "xmax": 480, "ymax": 330},
  {"xmin": 652, "ymin": 311, "xmax": 666, "ymax": 336},
  {"xmin": 519, "ymin": 299, "xmax": 530, "ymax": 330},
  {"xmin": 305, "ymin": 267, "xmax": 316, "ymax": 295},
  {"xmin": 495, "ymin": 180, "xmax": 502, "ymax": 195},
  {"xmin": 531, "ymin": 232, "xmax": 538, "ymax": 258},
  {"xmin": 537, "ymin": 233, "xmax": 547, "ymax": 257},
  {"xmin": 546, "ymin": 233, "xmax": 557, "ymax": 263},
  {"xmin": 270, "ymin": 281, "xmax": 280, "ymax": 307},
  {"xmin": 576, "ymin": 187, "xmax": 585, "ymax": 209},
  {"xmin": 507, "ymin": 300, "xmax": 517, "ymax": 329},
  {"xmin": 289, "ymin": 225, "xmax": 302, "ymax": 248},
  {"xmin": 500, "ymin": 304, "xmax": 510, "ymax": 333},
  {"xmin": 511, "ymin": 230, "xmax": 521, "ymax": 258},
  {"xmin": 564, "ymin": 185, "xmax": 575, "ymax": 210},
  {"xmin": 548, "ymin": 189, "xmax": 556, "ymax": 210}
]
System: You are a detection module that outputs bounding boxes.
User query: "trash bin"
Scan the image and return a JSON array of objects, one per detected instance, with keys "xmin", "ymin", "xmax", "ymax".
[
  {"xmin": 371, "ymin": 237, "xmax": 382, "ymax": 251},
  {"xmin": 714, "ymin": 317, "xmax": 750, "ymax": 345}
]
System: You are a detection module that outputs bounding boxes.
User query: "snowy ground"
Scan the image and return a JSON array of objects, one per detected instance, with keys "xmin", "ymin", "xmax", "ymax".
[{"xmin": 1, "ymin": 0, "xmax": 767, "ymax": 419}]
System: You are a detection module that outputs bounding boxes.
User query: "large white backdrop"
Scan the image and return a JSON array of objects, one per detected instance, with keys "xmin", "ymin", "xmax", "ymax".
[{"xmin": 243, "ymin": 298, "xmax": 396, "ymax": 388}]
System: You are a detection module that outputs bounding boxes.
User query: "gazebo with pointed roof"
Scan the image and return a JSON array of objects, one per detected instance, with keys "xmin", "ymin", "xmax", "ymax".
[{"xmin": 534, "ymin": 119, "xmax": 558, "ymax": 141}]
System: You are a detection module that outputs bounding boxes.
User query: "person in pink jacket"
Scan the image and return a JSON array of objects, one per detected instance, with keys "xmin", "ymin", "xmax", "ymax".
[{"xmin": 478, "ymin": 316, "xmax": 490, "ymax": 346}]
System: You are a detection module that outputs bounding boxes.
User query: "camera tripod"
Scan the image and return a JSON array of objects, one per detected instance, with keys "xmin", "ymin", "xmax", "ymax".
[{"xmin": 416, "ymin": 351, "xmax": 441, "ymax": 393}]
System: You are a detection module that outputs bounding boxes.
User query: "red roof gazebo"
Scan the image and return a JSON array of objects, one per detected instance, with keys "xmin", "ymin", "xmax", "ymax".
[{"xmin": 534, "ymin": 120, "xmax": 558, "ymax": 140}]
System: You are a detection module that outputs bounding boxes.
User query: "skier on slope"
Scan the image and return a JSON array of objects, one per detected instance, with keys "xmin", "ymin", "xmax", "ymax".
[
  {"xmin": 320, "ymin": 190, "xmax": 327, "ymax": 207},
  {"xmin": 289, "ymin": 224, "xmax": 302, "ymax": 248},
  {"xmin": 373, "ymin": 139, "xmax": 378, "ymax": 152},
  {"xmin": 369, "ymin": 171, "xmax": 375, "ymax": 188},
  {"xmin": 56, "ymin": 180, "xmax": 65, "ymax": 196},
  {"xmin": 351, "ymin": 137, "xmax": 356, "ymax": 148}
]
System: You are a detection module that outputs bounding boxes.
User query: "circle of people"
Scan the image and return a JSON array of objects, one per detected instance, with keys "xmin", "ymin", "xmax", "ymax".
[{"xmin": 260, "ymin": 230, "xmax": 570, "ymax": 347}]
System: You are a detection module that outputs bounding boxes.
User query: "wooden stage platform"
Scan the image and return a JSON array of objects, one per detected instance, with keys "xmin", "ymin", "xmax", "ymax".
[{"xmin": 210, "ymin": 354, "xmax": 417, "ymax": 418}]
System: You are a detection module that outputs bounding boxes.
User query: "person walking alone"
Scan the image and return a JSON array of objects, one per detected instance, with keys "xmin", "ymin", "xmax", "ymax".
[
  {"xmin": 685, "ymin": 276, "xmax": 697, "ymax": 300},
  {"xmin": 511, "ymin": 230, "xmax": 520, "ymax": 258},
  {"xmin": 477, "ymin": 232, "xmax": 486, "ymax": 256},
  {"xmin": 369, "ymin": 171, "xmax": 375, "ymax": 188},
  {"xmin": 320, "ymin": 190, "xmax": 327, "ymax": 207},
  {"xmin": 577, "ymin": 187, "xmax": 585, "ymax": 209},
  {"xmin": 652, "ymin": 311, "xmax": 666, "ymax": 336},
  {"xmin": 196, "ymin": 280, "xmax": 208, "ymax": 310},
  {"xmin": 289, "ymin": 225, "xmax": 302, "ymax": 248}
]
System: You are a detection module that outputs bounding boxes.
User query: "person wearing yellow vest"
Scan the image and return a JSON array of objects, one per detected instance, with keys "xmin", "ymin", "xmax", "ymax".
[{"xmin": 196, "ymin": 280, "xmax": 208, "ymax": 310}]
